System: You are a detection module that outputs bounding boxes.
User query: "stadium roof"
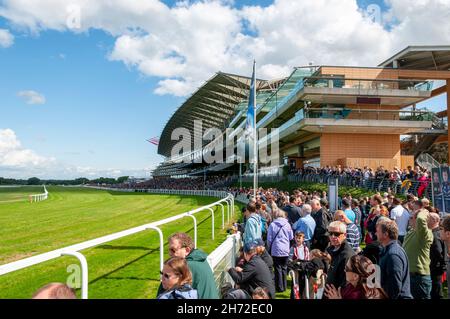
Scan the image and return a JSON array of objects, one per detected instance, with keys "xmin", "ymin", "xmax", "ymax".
[
  {"xmin": 378, "ymin": 45, "xmax": 450, "ymax": 70},
  {"xmin": 158, "ymin": 72, "xmax": 269, "ymax": 157}
]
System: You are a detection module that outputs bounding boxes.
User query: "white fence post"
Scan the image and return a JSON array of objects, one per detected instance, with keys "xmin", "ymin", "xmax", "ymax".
[
  {"xmin": 218, "ymin": 203, "xmax": 225, "ymax": 229},
  {"xmin": 185, "ymin": 214, "xmax": 198, "ymax": 249},
  {"xmin": 145, "ymin": 226, "xmax": 164, "ymax": 272},
  {"xmin": 208, "ymin": 207, "xmax": 215, "ymax": 240}
]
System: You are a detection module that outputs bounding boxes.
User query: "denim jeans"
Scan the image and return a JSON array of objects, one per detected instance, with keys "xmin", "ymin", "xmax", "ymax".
[{"xmin": 409, "ymin": 273, "xmax": 432, "ymax": 299}]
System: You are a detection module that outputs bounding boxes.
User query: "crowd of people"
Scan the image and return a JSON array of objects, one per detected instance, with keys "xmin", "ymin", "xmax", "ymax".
[
  {"xmin": 291, "ymin": 165, "xmax": 432, "ymax": 197},
  {"xmin": 31, "ymin": 173, "xmax": 450, "ymax": 300},
  {"xmin": 113, "ymin": 176, "xmax": 234, "ymax": 191},
  {"xmin": 32, "ymin": 185, "xmax": 450, "ymax": 300},
  {"xmin": 222, "ymin": 187, "xmax": 450, "ymax": 299}
]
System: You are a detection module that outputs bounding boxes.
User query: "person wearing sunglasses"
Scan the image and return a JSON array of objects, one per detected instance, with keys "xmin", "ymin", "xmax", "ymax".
[
  {"xmin": 325, "ymin": 221, "xmax": 355, "ymax": 291},
  {"xmin": 155, "ymin": 232, "xmax": 218, "ymax": 299},
  {"xmin": 157, "ymin": 257, "xmax": 198, "ymax": 299}
]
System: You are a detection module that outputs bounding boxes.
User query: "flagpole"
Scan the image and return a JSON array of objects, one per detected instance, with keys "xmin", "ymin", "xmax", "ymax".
[{"xmin": 253, "ymin": 60, "xmax": 258, "ymax": 198}]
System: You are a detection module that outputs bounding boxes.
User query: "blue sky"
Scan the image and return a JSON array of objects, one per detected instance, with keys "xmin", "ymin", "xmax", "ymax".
[
  {"xmin": 0, "ymin": 0, "xmax": 448, "ymax": 179},
  {"xmin": 0, "ymin": 26, "xmax": 182, "ymax": 174}
]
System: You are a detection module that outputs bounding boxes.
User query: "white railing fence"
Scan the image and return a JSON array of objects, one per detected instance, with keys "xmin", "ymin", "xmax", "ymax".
[
  {"xmin": 235, "ymin": 194, "xmax": 250, "ymax": 204},
  {"xmin": 0, "ymin": 188, "xmax": 235, "ymax": 299},
  {"xmin": 207, "ymin": 232, "xmax": 242, "ymax": 293},
  {"xmin": 29, "ymin": 185, "xmax": 48, "ymax": 203}
]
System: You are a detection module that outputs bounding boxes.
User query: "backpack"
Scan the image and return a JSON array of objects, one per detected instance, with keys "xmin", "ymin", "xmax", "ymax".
[{"xmin": 260, "ymin": 215, "xmax": 268, "ymax": 234}]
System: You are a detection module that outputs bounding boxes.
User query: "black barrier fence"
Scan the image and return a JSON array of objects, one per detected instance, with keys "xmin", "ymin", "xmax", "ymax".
[{"xmin": 287, "ymin": 173, "xmax": 432, "ymax": 199}]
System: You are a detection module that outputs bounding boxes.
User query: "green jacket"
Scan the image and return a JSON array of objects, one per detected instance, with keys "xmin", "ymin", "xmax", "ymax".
[
  {"xmin": 186, "ymin": 249, "xmax": 219, "ymax": 299},
  {"xmin": 403, "ymin": 210, "xmax": 433, "ymax": 275}
]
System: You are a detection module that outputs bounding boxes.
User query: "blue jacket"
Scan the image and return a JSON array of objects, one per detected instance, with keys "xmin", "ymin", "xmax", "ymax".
[
  {"xmin": 292, "ymin": 214, "xmax": 316, "ymax": 242},
  {"xmin": 243, "ymin": 213, "xmax": 262, "ymax": 245},
  {"xmin": 157, "ymin": 284, "xmax": 198, "ymax": 299},
  {"xmin": 379, "ymin": 241, "xmax": 413, "ymax": 299}
]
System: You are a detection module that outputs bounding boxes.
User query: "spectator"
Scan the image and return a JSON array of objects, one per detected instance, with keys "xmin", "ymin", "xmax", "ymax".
[
  {"xmin": 32, "ymin": 283, "xmax": 76, "ymax": 299},
  {"xmin": 325, "ymin": 221, "xmax": 355, "ymax": 290},
  {"xmin": 163, "ymin": 232, "xmax": 218, "ymax": 299},
  {"xmin": 403, "ymin": 200, "xmax": 433, "ymax": 299},
  {"xmin": 389, "ymin": 197, "xmax": 411, "ymax": 244},
  {"xmin": 342, "ymin": 198, "xmax": 356, "ymax": 223},
  {"xmin": 440, "ymin": 215, "xmax": 450, "ymax": 299},
  {"xmin": 365, "ymin": 195, "xmax": 384, "ymax": 244},
  {"xmin": 243, "ymin": 203, "xmax": 262, "ymax": 245},
  {"xmin": 351, "ymin": 199, "xmax": 362, "ymax": 239},
  {"xmin": 252, "ymin": 287, "xmax": 270, "ymax": 299},
  {"xmin": 289, "ymin": 231, "xmax": 310, "ymax": 261},
  {"xmin": 228, "ymin": 241, "xmax": 276, "ymax": 299},
  {"xmin": 253, "ymin": 238, "xmax": 274, "ymax": 275},
  {"xmin": 440, "ymin": 215, "xmax": 450, "ymax": 245},
  {"xmin": 324, "ymin": 255, "xmax": 387, "ymax": 299},
  {"xmin": 292, "ymin": 203, "xmax": 316, "ymax": 248},
  {"xmin": 157, "ymin": 257, "xmax": 198, "ymax": 299},
  {"xmin": 376, "ymin": 218, "xmax": 412, "ymax": 299},
  {"xmin": 334, "ymin": 210, "xmax": 361, "ymax": 252},
  {"xmin": 267, "ymin": 209, "xmax": 293, "ymax": 293},
  {"xmin": 428, "ymin": 213, "xmax": 446, "ymax": 299},
  {"xmin": 282, "ymin": 195, "xmax": 302, "ymax": 225},
  {"xmin": 311, "ymin": 199, "xmax": 332, "ymax": 251}
]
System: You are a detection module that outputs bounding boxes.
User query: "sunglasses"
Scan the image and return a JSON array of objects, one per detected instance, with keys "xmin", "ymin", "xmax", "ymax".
[
  {"xmin": 160, "ymin": 271, "xmax": 173, "ymax": 279},
  {"xmin": 329, "ymin": 231, "xmax": 344, "ymax": 237}
]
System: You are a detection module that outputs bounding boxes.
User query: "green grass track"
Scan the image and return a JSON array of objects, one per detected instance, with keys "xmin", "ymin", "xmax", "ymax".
[{"xmin": 0, "ymin": 186, "xmax": 240, "ymax": 298}]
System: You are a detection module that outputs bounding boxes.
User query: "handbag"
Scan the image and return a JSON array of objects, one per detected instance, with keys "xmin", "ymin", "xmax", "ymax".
[{"xmin": 267, "ymin": 224, "xmax": 283, "ymax": 255}]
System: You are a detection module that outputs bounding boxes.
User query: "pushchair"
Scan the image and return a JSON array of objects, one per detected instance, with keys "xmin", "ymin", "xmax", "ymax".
[{"xmin": 289, "ymin": 269, "xmax": 327, "ymax": 299}]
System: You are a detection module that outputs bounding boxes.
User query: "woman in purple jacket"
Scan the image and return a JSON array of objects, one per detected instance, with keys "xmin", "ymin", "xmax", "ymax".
[{"xmin": 267, "ymin": 209, "xmax": 294, "ymax": 292}]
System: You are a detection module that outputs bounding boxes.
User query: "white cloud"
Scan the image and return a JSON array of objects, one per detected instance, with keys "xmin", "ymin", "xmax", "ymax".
[
  {"xmin": 1, "ymin": 0, "xmax": 450, "ymax": 97},
  {"xmin": 17, "ymin": 90, "xmax": 46, "ymax": 104},
  {"xmin": 0, "ymin": 128, "xmax": 152, "ymax": 179},
  {"xmin": 0, "ymin": 129, "xmax": 54, "ymax": 169},
  {"xmin": 0, "ymin": 28, "xmax": 14, "ymax": 47}
]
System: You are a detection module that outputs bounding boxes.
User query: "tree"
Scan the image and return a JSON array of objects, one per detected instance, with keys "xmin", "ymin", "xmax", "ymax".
[
  {"xmin": 74, "ymin": 178, "xmax": 90, "ymax": 185},
  {"xmin": 27, "ymin": 177, "xmax": 41, "ymax": 185},
  {"xmin": 117, "ymin": 176, "xmax": 129, "ymax": 184}
]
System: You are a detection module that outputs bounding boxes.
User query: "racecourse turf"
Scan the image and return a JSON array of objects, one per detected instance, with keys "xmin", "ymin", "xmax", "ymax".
[{"xmin": 0, "ymin": 186, "xmax": 239, "ymax": 298}]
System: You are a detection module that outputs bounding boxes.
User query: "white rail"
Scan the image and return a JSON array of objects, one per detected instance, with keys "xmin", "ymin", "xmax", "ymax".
[
  {"xmin": 207, "ymin": 232, "xmax": 242, "ymax": 291},
  {"xmin": 0, "ymin": 188, "xmax": 235, "ymax": 299},
  {"xmin": 29, "ymin": 185, "xmax": 48, "ymax": 203}
]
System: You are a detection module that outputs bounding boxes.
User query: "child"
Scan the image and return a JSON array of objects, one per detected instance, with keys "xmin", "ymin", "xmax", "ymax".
[{"xmin": 289, "ymin": 231, "xmax": 310, "ymax": 262}]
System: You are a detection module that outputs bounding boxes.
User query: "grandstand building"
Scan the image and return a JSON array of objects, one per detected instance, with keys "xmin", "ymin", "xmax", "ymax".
[{"xmin": 152, "ymin": 46, "xmax": 450, "ymax": 178}]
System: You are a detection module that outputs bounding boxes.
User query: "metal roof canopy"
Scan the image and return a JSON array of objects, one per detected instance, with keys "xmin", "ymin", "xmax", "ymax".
[
  {"xmin": 157, "ymin": 71, "xmax": 268, "ymax": 157},
  {"xmin": 379, "ymin": 45, "xmax": 450, "ymax": 70}
]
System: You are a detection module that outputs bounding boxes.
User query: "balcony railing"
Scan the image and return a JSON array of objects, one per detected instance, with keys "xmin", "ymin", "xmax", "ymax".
[
  {"xmin": 304, "ymin": 107, "xmax": 434, "ymax": 121},
  {"xmin": 302, "ymin": 76, "xmax": 433, "ymax": 92}
]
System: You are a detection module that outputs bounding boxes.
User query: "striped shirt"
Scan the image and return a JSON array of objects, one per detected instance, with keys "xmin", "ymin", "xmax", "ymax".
[{"xmin": 346, "ymin": 223, "xmax": 360, "ymax": 252}]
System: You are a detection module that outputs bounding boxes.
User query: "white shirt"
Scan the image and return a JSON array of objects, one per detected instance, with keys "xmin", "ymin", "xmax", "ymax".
[{"xmin": 390, "ymin": 205, "xmax": 410, "ymax": 236}]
